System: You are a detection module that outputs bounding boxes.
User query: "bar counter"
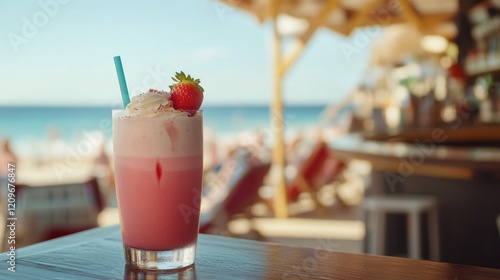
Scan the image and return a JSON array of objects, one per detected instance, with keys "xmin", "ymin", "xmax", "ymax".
[{"xmin": 330, "ymin": 134, "xmax": 500, "ymax": 268}]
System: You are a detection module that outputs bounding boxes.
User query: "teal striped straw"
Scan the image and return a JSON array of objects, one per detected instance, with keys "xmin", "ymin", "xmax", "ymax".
[{"xmin": 113, "ymin": 56, "xmax": 131, "ymax": 107}]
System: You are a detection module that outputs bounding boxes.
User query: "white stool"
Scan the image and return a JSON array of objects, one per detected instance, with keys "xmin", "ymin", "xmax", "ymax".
[{"xmin": 363, "ymin": 194, "xmax": 440, "ymax": 261}]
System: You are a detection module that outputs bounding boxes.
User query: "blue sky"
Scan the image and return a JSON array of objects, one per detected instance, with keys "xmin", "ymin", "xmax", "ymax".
[{"xmin": 0, "ymin": 0, "xmax": 375, "ymax": 106}]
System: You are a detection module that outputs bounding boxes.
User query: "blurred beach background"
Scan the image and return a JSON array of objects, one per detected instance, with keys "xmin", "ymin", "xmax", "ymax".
[
  {"xmin": 1, "ymin": 0, "xmax": 373, "ymax": 183},
  {"xmin": 1, "ymin": 103, "xmax": 343, "ymax": 187},
  {"xmin": 0, "ymin": 0, "xmax": 374, "ymax": 252}
]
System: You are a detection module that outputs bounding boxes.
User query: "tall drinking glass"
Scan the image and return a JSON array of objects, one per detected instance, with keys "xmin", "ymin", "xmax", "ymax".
[{"xmin": 112, "ymin": 109, "xmax": 203, "ymax": 270}]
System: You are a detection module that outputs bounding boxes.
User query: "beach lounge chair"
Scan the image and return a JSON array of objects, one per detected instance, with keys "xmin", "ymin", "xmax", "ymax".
[
  {"xmin": 1, "ymin": 177, "xmax": 104, "ymax": 250},
  {"xmin": 288, "ymin": 141, "xmax": 346, "ymax": 204},
  {"xmin": 200, "ymin": 157, "xmax": 271, "ymax": 236}
]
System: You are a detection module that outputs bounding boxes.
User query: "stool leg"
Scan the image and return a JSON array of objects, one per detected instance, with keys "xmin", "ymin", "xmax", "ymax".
[
  {"xmin": 368, "ymin": 210, "xmax": 378, "ymax": 255},
  {"xmin": 363, "ymin": 209, "xmax": 371, "ymax": 254},
  {"xmin": 408, "ymin": 211, "xmax": 421, "ymax": 259},
  {"xmin": 375, "ymin": 210, "xmax": 386, "ymax": 255},
  {"xmin": 368, "ymin": 210, "xmax": 385, "ymax": 255},
  {"xmin": 428, "ymin": 206, "xmax": 440, "ymax": 261}
]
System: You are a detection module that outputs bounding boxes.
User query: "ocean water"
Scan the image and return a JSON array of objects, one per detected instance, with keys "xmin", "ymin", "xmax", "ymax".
[{"xmin": 0, "ymin": 105, "xmax": 327, "ymax": 156}]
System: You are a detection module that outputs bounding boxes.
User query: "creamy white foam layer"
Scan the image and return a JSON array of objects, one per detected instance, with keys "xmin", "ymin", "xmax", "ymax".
[
  {"xmin": 125, "ymin": 91, "xmax": 186, "ymax": 117},
  {"xmin": 113, "ymin": 110, "xmax": 203, "ymax": 158}
]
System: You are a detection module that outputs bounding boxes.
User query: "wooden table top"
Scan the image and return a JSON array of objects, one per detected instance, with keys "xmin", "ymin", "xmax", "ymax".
[{"xmin": 1, "ymin": 225, "xmax": 499, "ymax": 279}]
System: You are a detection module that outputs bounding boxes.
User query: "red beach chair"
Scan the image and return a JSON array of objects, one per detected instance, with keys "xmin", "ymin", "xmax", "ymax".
[
  {"xmin": 200, "ymin": 160, "xmax": 271, "ymax": 235},
  {"xmin": 288, "ymin": 141, "xmax": 346, "ymax": 203}
]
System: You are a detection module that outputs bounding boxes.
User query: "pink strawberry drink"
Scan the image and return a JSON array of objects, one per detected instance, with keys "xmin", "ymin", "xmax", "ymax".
[{"xmin": 113, "ymin": 85, "xmax": 203, "ymax": 270}]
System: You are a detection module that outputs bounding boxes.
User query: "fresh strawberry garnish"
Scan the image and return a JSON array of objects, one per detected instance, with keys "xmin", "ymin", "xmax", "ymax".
[{"xmin": 169, "ymin": 71, "xmax": 204, "ymax": 111}]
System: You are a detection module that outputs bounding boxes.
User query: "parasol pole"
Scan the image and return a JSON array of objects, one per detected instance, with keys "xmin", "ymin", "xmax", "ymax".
[
  {"xmin": 271, "ymin": 0, "xmax": 288, "ymax": 218},
  {"xmin": 269, "ymin": 0, "xmax": 339, "ymax": 218}
]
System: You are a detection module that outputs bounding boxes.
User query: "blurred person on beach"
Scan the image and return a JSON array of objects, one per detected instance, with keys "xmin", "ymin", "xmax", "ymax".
[
  {"xmin": 93, "ymin": 139, "xmax": 114, "ymax": 193},
  {"xmin": 35, "ymin": 127, "xmax": 67, "ymax": 168},
  {"xmin": 94, "ymin": 141, "xmax": 110, "ymax": 166},
  {"xmin": 0, "ymin": 137, "xmax": 17, "ymax": 203},
  {"xmin": 0, "ymin": 138, "xmax": 17, "ymax": 174}
]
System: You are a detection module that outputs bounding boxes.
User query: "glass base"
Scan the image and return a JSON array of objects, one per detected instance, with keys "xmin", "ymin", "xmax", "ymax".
[{"xmin": 124, "ymin": 243, "xmax": 196, "ymax": 270}]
